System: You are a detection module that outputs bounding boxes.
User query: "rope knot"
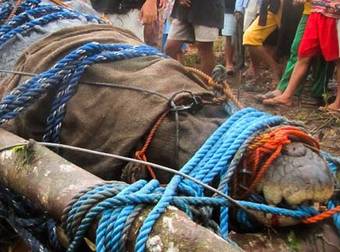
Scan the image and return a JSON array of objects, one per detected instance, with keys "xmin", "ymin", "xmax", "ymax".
[{"xmin": 235, "ymin": 126, "xmax": 320, "ymax": 197}]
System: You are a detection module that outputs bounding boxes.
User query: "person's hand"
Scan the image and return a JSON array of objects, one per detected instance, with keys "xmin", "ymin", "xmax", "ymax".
[
  {"xmin": 140, "ymin": 0, "xmax": 158, "ymax": 24},
  {"xmin": 234, "ymin": 11, "xmax": 243, "ymax": 21},
  {"xmin": 158, "ymin": 0, "xmax": 167, "ymax": 9},
  {"xmin": 178, "ymin": 0, "xmax": 191, "ymax": 7}
]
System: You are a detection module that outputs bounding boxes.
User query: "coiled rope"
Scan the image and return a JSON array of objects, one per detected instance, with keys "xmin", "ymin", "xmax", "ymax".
[
  {"xmin": 0, "ymin": 37, "xmax": 338, "ymax": 249},
  {"xmin": 0, "ymin": 1, "xmax": 338, "ymax": 251},
  {"xmin": 56, "ymin": 108, "xmax": 337, "ymax": 251},
  {"xmin": 0, "ymin": 42, "xmax": 163, "ymax": 143},
  {"xmin": 0, "ymin": 0, "xmax": 41, "ymax": 23}
]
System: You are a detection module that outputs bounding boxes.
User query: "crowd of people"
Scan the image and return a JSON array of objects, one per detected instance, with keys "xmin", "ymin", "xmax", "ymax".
[{"xmin": 140, "ymin": 0, "xmax": 340, "ymax": 112}]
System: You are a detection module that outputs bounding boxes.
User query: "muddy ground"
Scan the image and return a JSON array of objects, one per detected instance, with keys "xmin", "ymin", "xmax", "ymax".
[{"xmin": 183, "ymin": 43, "xmax": 340, "ymax": 156}]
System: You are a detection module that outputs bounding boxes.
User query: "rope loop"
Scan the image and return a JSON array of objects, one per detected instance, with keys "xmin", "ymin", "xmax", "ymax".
[
  {"xmin": 237, "ymin": 126, "xmax": 320, "ymax": 197},
  {"xmin": 61, "ymin": 108, "xmax": 339, "ymax": 251},
  {"xmin": 0, "ymin": 2, "xmax": 339, "ymax": 251}
]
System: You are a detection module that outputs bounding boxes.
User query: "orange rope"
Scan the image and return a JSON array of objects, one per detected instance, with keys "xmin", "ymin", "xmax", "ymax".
[
  {"xmin": 134, "ymin": 110, "xmax": 170, "ymax": 179},
  {"xmin": 303, "ymin": 206, "xmax": 340, "ymax": 224},
  {"xmin": 49, "ymin": 0, "xmax": 69, "ymax": 7},
  {"xmin": 6, "ymin": 0, "xmax": 22, "ymax": 21},
  {"xmin": 185, "ymin": 66, "xmax": 244, "ymax": 109},
  {"xmin": 238, "ymin": 126, "xmax": 319, "ymax": 197},
  {"xmin": 222, "ymin": 81, "xmax": 244, "ymax": 109},
  {"xmin": 185, "ymin": 66, "xmax": 215, "ymax": 87},
  {"xmin": 100, "ymin": 13, "xmax": 112, "ymax": 25}
]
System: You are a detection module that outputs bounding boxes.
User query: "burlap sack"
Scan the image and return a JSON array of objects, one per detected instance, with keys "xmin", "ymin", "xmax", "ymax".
[{"xmin": 1, "ymin": 24, "xmax": 226, "ymax": 182}]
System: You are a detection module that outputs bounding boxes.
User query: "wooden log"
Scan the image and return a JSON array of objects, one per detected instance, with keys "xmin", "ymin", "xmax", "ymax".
[
  {"xmin": 0, "ymin": 128, "xmax": 339, "ymax": 252},
  {"xmin": 0, "ymin": 128, "xmax": 240, "ymax": 252}
]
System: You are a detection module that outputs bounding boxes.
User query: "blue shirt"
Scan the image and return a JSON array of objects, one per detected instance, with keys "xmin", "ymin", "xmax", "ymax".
[{"xmin": 235, "ymin": 0, "xmax": 249, "ymax": 13}]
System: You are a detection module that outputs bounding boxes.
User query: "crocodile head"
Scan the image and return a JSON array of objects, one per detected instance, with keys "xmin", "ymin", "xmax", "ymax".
[{"xmin": 238, "ymin": 142, "xmax": 335, "ymax": 226}]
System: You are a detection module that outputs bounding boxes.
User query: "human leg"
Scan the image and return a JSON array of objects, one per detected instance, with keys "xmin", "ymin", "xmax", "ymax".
[
  {"xmin": 222, "ymin": 13, "xmax": 236, "ymax": 74},
  {"xmin": 326, "ymin": 19, "xmax": 340, "ymax": 110},
  {"xmin": 243, "ymin": 12, "xmax": 281, "ymax": 85},
  {"xmin": 327, "ymin": 61, "xmax": 340, "ymax": 111},
  {"xmin": 165, "ymin": 19, "xmax": 193, "ymax": 58},
  {"xmin": 224, "ymin": 36, "xmax": 234, "ymax": 74},
  {"xmin": 196, "ymin": 41, "xmax": 215, "ymax": 75},
  {"xmin": 277, "ymin": 15, "xmax": 309, "ymax": 93},
  {"xmin": 165, "ymin": 39, "xmax": 184, "ymax": 58},
  {"xmin": 263, "ymin": 13, "xmax": 325, "ymax": 106},
  {"xmin": 310, "ymin": 57, "xmax": 332, "ymax": 98},
  {"xmin": 194, "ymin": 25, "xmax": 219, "ymax": 75}
]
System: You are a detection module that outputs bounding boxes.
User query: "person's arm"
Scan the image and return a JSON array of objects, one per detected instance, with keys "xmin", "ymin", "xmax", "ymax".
[{"xmin": 140, "ymin": 0, "xmax": 158, "ymax": 24}]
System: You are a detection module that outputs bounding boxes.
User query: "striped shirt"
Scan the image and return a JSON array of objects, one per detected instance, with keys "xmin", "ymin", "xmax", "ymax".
[
  {"xmin": 304, "ymin": 1, "xmax": 312, "ymax": 15},
  {"xmin": 312, "ymin": 0, "xmax": 340, "ymax": 18}
]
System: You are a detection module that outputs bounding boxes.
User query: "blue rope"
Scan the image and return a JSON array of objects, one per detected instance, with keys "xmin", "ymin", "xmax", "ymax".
[
  {"xmin": 0, "ymin": 2, "xmax": 12, "ymax": 23},
  {"xmin": 0, "ymin": 1, "xmax": 338, "ymax": 250},
  {"xmin": 0, "ymin": 0, "xmax": 41, "ymax": 24},
  {"xmin": 0, "ymin": 35, "xmax": 338, "ymax": 248},
  {"xmin": 328, "ymin": 201, "xmax": 340, "ymax": 235},
  {"xmin": 61, "ymin": 108, "xmax": 339, "ymax": 252},
  {"xmin": 0, "ymin": 42, "xmax": 163, "ymax": 143},
  {"xmin": 0, "ymin": 9, "xmax": 100, "ymax": 49},
  {"xmin": 0, "ymin": 5, "xmax": 64, "ymax": 36},
  {"xmin": 43, "ymin": 43, "xmax": 163, "ymax": 142}
]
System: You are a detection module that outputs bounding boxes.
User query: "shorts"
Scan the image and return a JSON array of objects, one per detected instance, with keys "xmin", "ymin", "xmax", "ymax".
[
  {"xmin": 243, "ymin": 11, "xmax": 280, "ymax": 46},
  {"xmin": 167, "ymin": 18, "xmax": 219, "ymax": 42},
  {"xmin": 338, "ymin": 20, "xmax": 340, "ymax": 55},
  {"xmin": 221, "ymin": 14, "xmax": 236, "ymax": 37},
  {"xmin": 298, "ymin": 13, "xmax": 339, "ymax": 62}
]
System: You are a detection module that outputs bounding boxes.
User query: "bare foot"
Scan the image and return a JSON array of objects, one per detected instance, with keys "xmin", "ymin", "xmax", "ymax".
[
  {"xmin": 255, "ymin": 90, "xmax": 282, "ymax": 102},
  {"xmin": 262, "ymin": 95, "xmax": 293, "ymax": 106},
  {"xmin": 322, "ymin": 102, "xmax": 340, "ymax": 112}
]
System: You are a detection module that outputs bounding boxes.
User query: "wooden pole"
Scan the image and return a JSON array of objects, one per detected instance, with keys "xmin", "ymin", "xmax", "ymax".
[
  {"xmin": 0, "ymin": 128, "xmax": 240, "ymax": 252},
  {"xmin": 0, "ymin": 128, "xmax": 339, "ymax": 252}
]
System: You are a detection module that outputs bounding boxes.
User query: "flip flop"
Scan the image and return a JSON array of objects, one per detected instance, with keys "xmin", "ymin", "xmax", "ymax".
[{"xmin": 262, "ymin": 97, "xmax": 293, "ymax": 107}]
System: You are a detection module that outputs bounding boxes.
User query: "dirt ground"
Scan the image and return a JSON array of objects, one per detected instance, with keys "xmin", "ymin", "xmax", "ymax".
[{"xmin": 183, "ymin": 42, "xmax": 340, "ymax": 157}]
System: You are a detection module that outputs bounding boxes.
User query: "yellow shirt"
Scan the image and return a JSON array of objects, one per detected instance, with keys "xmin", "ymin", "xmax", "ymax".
[{"xmin": 303, "ymin": 1, "xmax": 312, "ymax": 15}]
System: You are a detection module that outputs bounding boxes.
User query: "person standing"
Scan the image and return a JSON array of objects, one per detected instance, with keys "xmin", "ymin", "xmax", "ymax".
[
  {"xmin": 257, "ymin": 0, "xmax": 331, "ymax": 102},
  {"xmin": 165, "ymin": 0, "xmax": 225, "ymax": 74},
  {"xmin": 142, "ymin": 0, "xmax": 168, "ymax": 48},
  {"xmin": 242, "ymin": 0, "xmax": 283, "ymax": 86},
  {"xmin": 222, "ymin": 0, "xmax": 237, "ymax": 75},
  {"xmin": 263, "ymin": 0, "xmax": 340, "ymax": 111}
]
